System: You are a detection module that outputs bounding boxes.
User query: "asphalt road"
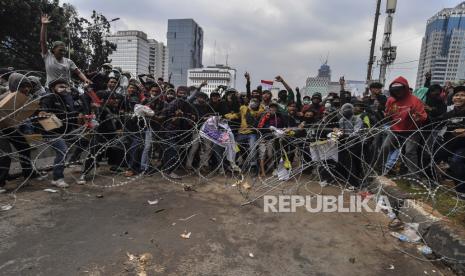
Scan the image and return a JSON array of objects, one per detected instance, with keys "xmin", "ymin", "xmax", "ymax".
[{"xmin": 0, "ymin": 170, "xmax": 453, "ymax": 276}]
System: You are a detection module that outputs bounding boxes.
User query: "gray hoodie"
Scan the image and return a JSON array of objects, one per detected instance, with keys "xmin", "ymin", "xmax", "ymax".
[
  {"xmin": 8, "ymin": 73, "xmax": 31, "ymax": 93},
  {"xmin": 339, "ymin": 103, "xmax": 363, "ymax": 136}
]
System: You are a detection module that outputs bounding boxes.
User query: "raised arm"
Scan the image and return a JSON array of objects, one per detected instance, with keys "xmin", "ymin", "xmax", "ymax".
[
  {"xmin": 295, "ymin": 87, "xmax": 302, "ymax": 110},
  {"xmin": 40, "ymin": 14, "xmax": 52, "ymax": 56},
  {"xmin": 245, "ymin": 72, "xmax": 251, "ymax": 99},
  {"xmin": 275, "ymin": 75, "xmax": 294, "ymax": 102}
]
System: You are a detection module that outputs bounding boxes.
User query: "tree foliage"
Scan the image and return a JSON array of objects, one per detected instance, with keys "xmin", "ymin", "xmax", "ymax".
[{"xmin": 0, "ymin": 0, "xmax": 116, "ymax": 75}]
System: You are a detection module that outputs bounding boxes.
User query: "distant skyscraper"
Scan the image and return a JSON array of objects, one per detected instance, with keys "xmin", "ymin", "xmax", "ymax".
[
  {"xmin": 416, "ymin": 2, "xmax": 465, "ymax": 88},
  {"xmin": 187, "ymin": 64, "xmax": 236, "ymax": 95},
  {"xmin": 302, "ymin": 62, "xmax": 365, "ymax": 96},
  {"xmin": 318, "ymin": 61, "xmax": 331, "ymax": 79},
  {"xmin": 148, "ymin": 39, "xmax": 169, "ymax": 80},
  {"xmin": 106, "ymin": 30, "xmax": 150, "ymax": 76},
  {"xmin": 167, "ymin": 19, "xmax": 203, "ymax": 87}
]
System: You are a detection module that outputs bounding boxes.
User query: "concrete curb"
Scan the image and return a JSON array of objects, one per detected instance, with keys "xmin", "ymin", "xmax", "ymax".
[{"xmin": 373, "ymin": 176, "xmax": 465, "ymax": 275}]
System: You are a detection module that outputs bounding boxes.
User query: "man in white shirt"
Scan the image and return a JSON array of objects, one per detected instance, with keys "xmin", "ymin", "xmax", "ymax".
[{"xmin": 40, "ymin": 14, "xmax": 92, "ymax": 86}]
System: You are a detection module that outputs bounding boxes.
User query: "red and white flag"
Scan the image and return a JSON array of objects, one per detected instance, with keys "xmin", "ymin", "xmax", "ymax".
[{"xmin": 260, "ymin": 80, "xmax": 274, "ymax": 90}]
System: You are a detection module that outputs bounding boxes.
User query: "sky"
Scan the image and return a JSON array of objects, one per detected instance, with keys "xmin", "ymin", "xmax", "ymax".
[{"xmin": 67, "ymin": 0, "xmax": 461, "ymax": 91}]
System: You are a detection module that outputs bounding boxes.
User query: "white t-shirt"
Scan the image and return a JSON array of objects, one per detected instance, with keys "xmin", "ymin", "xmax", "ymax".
[{"xmin": 42, "ymin": 50, "xmax": 78, "ymax": 86}]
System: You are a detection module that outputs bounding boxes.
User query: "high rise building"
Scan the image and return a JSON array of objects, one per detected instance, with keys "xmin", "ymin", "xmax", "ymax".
[
  {"xmin": 167, "ymin": 19, "xmax": 203, "ymax": 87},
  {"xmin": 187, "ymin": 65, "xmax": 236, "ymax": 95},
  {"xmin": 416, "ymin": 2, "xmax": 465, "ymax": 88},
  {"xmin": 106, "ymin": 30, "xmax": 150, "ymax": 76},
  {"xmin": 148, "ymin": 39, "xmax": 169, "ymax": 80},
  {"xmin": 302, "ymin": 62, "xmax": 365, "ymax": 97}
]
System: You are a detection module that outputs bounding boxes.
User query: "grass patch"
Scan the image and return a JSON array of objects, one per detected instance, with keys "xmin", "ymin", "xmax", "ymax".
[{"xmin": 394, "ymin": 179, "xmax": 465, "ymax": 227}]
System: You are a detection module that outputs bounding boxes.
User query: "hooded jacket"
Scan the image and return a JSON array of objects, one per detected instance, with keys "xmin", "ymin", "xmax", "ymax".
[
  {"xmin": 8, "ymin": 73, "xmax": 31, "ymax": 92},
  {"xmin": 338, "ymin": 103, "xmax": 363, "ymax": 137},
  {"xmin": 385, "ymin": 76, "xmax": 427, "ymax": 133}
]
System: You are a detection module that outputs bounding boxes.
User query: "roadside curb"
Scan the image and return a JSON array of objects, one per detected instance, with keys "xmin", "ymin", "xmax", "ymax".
[{"xmin": 373, "ymin": 176, "xmax": 465, "ymax": 275}]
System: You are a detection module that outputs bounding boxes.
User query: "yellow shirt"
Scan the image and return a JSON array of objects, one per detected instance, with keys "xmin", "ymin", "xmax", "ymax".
[{"xmin": 239, "ymin": 105, "xmax": 264, "ymax": 134}]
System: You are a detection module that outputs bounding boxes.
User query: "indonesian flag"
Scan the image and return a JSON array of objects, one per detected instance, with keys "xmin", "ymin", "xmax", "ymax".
[{"xmin": 260, "ymin": 80, "xmax": 274, "ymax": 90}]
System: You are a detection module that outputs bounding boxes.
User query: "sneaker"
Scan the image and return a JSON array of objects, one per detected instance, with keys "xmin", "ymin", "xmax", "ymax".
[
  {"xmin": 0, "ymin": 188, "xmax": 6, "ymax": 194},
  {"xmin": 168, "ymin": 172, "xmax": 181, "ymax": 180},
  {"xmin": 230, "ymin": 164, "xmax": 241, "ymax": 173},
  {"xmin": 77, "ymin": 175, "xmax": 86, "ymax": 185},
  {"xmin": 30, "ymin": 172, "xmax": 48, "ymax": 181},
  {"xmin": 51, "ymin": 179, "xmax": 69, "ymax": 188},
  {"xmin": 124, "ymin": 170, "xmax": 135, "ymax": 177}
]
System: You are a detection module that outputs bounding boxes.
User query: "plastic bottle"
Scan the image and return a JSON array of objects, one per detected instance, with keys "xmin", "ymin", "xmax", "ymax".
[{"xmin": 419, "ymin": 245, "xmax": 432, "ymax": 255}]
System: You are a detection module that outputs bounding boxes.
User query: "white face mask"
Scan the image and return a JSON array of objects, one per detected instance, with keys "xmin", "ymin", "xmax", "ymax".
[{"xmin": 55, "ymin": 87, "xmax": 68, "ymax": 94}]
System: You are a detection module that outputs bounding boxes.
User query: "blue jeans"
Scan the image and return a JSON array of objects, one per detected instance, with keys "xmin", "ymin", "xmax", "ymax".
[
  {"xmin": 450, "ymin": 147, "xmax": 465, "ymax": 193},
  {"xmin": 47, "ymin": 137, "xmax": 68, "ymax": 180},
  {"xmin": 236, "ymin": 133, "xmax": 258, "ymax": 167},
  {"xmin": 128, "ymin": 135, "xmax": 144, "ymax": 173},
  {"xmin": 385, "ymin": 149, "xmax": 400, "ymax": 173}
]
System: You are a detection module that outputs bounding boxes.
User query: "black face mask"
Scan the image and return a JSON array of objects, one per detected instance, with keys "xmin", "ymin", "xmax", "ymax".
[
  {"xmin": 279, "ymin": 94, "xmax": 287, "ymax": 101},
  {"xmin": 304, "ymin": 117, "xmax": 314, "ymax": 123},
  {"xmin": 342, "ymin": 109, "xmax": 353, "ymax": 119},
  {"xmin": 389, "ymin": 86, "xmax": 404, "ymax": 99},
  {"xmin": 333, "ymin": 101, "xmax": 341, "ymax": 108}
]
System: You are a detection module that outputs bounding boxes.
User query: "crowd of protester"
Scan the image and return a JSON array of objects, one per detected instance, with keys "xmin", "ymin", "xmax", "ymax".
[{"xmin": 0, "ymin": 14, "xmax": 464, "ymax": 199}]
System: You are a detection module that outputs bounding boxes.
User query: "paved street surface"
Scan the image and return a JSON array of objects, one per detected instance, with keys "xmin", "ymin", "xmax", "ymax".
[{"xmin": 0, "ymin": 170, "xmax": 452, "ymax": 276}]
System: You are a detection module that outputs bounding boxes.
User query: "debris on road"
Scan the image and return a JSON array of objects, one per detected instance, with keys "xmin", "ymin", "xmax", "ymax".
[
  {"xmin": 147, "ymin": 199, "xmax": 159, "ymax": 205},
  {"xmin": 249, "ymin": 252, "xmax": 254, "ymax": 258},
  {"xmin": 44, "ymin": 188, "xmax": 58, "ymax": 193},
  {"xmin": 180, "ymin": 231, "xmax": 191, "ymax": 239},
  {"xmin": 96, "ymin": 194, "xmax": 104, "ymax": 198},
  {"xmin": 418, "ymin": 245, "xmax": 432, "ymax": 255},
  {"xmin": 349, "ymin": 257, "xmax": 356, "ymax": 264},
  {"xmin": 125, "ymin": 252, "xmax": 153, "ymax": 276},
  {"xmin": 241, "ymin": 181, "xmax": 251, "ymax": 190},
  {"xmin": 154, "ymin": 208, "xmax": 165, "ymax": 213},
  {"xmin": 179, "ymin": 213, "xmax": 198, "ymax": 221},
  {"xmin": 1, "ymin": 204, "xmax": 12, "ymax": 211},
  {"xmin": 183, "ymin": 184, "xmax": 197, "ymax": 192},
  {"xmin": 387, "ymin": 264, "xmax": 395, "ymax": 270},
  {"xmin": 390, "ymin": 223, "xmax": 421, "ymax": 243},
  {"xmin": 210, "ymin": 217, "xmax": 217, "ymax": 222}
]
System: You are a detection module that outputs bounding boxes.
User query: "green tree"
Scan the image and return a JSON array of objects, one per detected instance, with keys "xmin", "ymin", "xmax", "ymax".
[
  {"xmin": 85, "ymin": 11, "xmax": 117, "ymax": 72},
  {"xmin": 0, "ymin": 0, "xmax": 116, "ymax": 77}
]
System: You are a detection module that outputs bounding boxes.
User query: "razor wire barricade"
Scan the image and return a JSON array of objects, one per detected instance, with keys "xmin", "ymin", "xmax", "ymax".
[{"xmin": 1, "ymin": 70, "xmax": 465, "ymax": 264}]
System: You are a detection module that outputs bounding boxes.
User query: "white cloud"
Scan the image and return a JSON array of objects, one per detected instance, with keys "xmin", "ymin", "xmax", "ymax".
[{"xmin": 65, "ymin": 0, "xmax": 457, "ymax": 90}]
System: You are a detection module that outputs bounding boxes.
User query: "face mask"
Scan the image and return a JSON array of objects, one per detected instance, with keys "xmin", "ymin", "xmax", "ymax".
[
  {"xmin": 249, "ymin": 102, "xmax": 259, "ymax": 109},
  {"xmin": 279, "ymin": 94, "xmax": 287, "ymax": 101},
  {"xmin": 389, "ymin": 86, "xmax": 404, "ymax": 99},
  {"xmin": 303, "ymin": 99, "xmax": 310, "ymax": 105},
  {"xmin": 333, "ymin": 101, "xmax": 340, "ymax": 108},
  {"xmin": 304, "ymin": 117, "xmax": 314, "ymax": 123},
  {"xmin": 342, "ymin": 109, "xmax": 353, "ymax": 119},
  {"xmin": 56, "ymin": 87, "xmax": 68, "ymax": 94}
]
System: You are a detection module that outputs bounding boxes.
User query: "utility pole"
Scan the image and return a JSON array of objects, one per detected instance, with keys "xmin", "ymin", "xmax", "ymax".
[
  {"xmin": 366, "ymin": 0, "xmax": 382, "ymax": 88},
  {"xmin": 379, "ymin": 0, "xmax": 398, "ymax": 86}
]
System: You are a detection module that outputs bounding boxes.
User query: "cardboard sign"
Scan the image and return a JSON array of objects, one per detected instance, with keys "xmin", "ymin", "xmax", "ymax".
[
  {"xmin": 38, "ymin": 114, "xmax": 63, "ymax": 131},
  {"xmin": 0, "ymin": 92, "xmax": 39, "ymax": 128}
]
